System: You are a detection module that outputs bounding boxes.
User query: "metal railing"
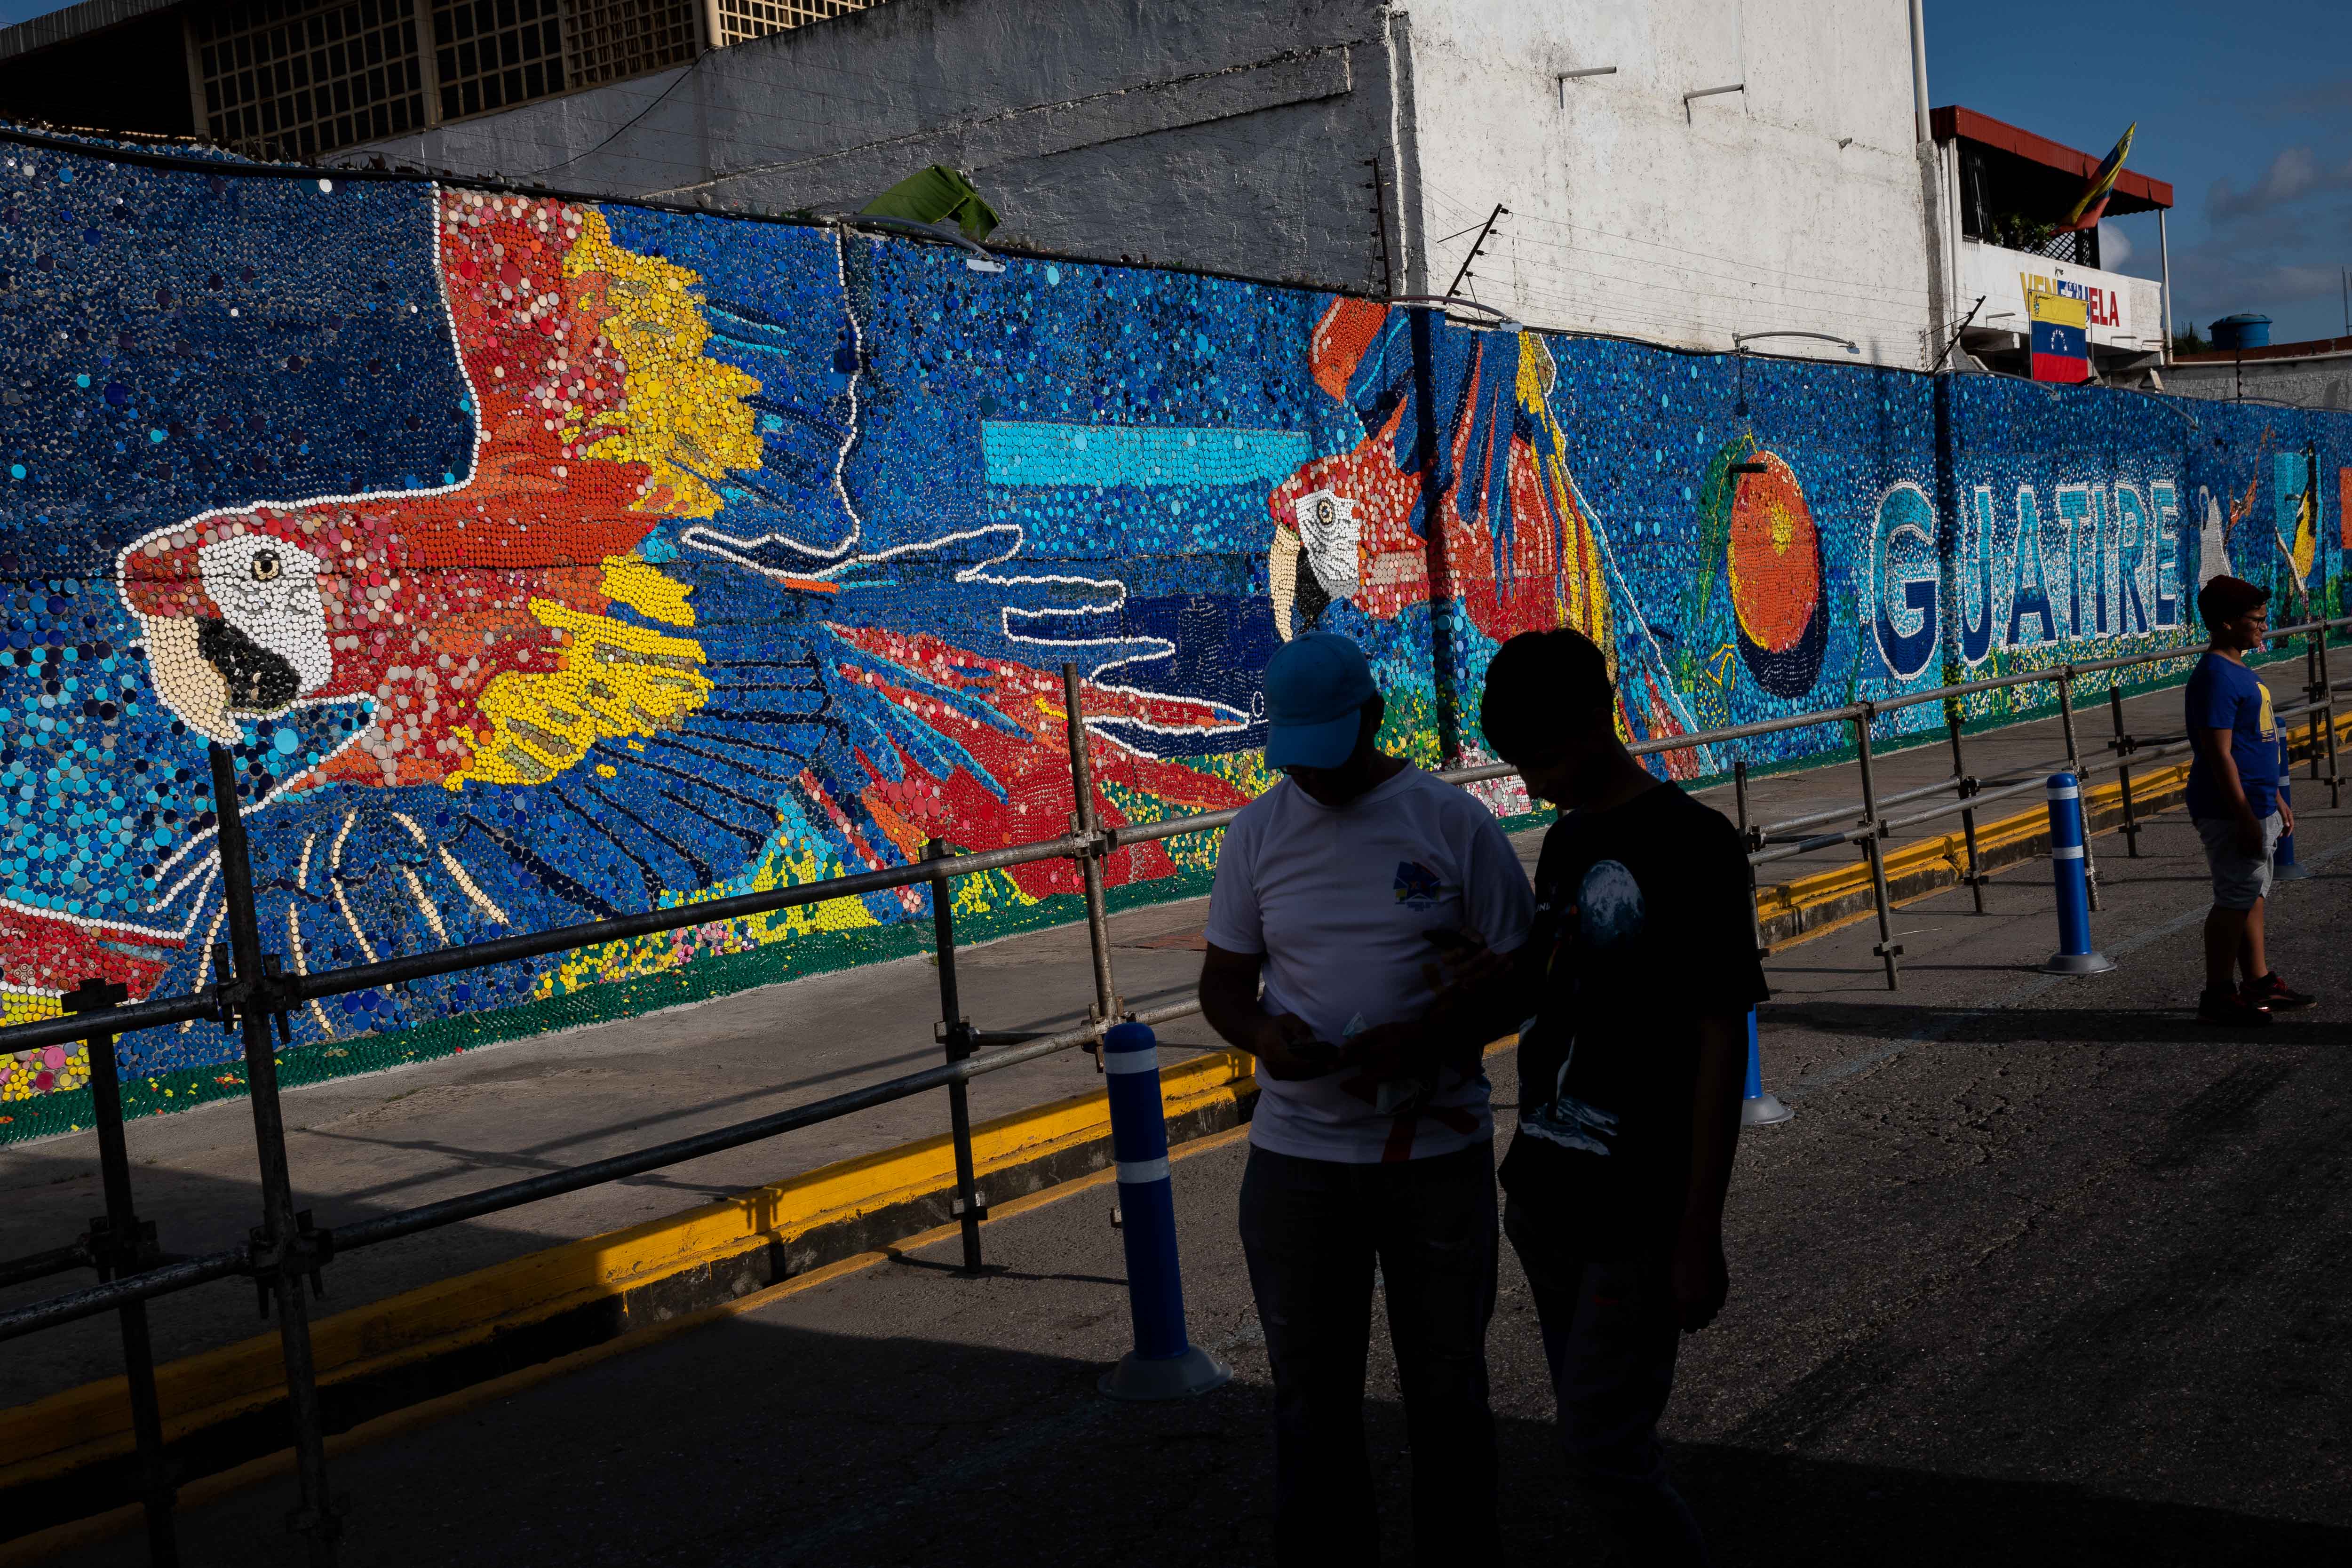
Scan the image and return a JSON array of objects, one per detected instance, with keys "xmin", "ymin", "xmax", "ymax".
[
  {"xmin": 1718, "ymin": 614, "xmax": 2346, "ymax": 986},
  {"xmin": 0, "ymin": 618, "xmax": 2344, "ymax": 1563}
]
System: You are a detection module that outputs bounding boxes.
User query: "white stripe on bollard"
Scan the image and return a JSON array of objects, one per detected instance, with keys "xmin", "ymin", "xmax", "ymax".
[
  {"xmin": 2046, "ymin": 784, "xmax": 2081, "ymax": 799},
  {"xmin": 1102, "ymin": 1050, "xmax": 1159, "ymax": 1075},
  {"xmin": 2052, "ymin": 845, "xmax": 2084, "ymax": 859},
  {"xmin": 1097, "ymin": 1020, "xmax": 1231, "ymax": 1401}
]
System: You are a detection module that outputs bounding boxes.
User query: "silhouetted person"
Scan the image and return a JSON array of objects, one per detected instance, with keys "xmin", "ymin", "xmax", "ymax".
[
  {"xmin": 1480, "ymin": 628, "xmax": 1765, "ymax": 1567},
  {"xmin": 1199, "ymin": 632, "xmax": 1533, "ymax": 1565},
  {"xmin": 2186, "ymin": 575, "xmax": 2314, "ymax": 1025}
]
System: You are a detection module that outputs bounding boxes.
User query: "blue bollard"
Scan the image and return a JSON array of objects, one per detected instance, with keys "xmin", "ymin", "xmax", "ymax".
[
  {"xmin": 2041, "ymin": 773, "xmax": 2115, "ymax": 975},
  {"xmin": 2274, "ymin": 736, "xmax": 2311, "ymax": 882},
  {"xmin": 1741, "ymin": 1008, "xmax": 1792, "ymax": 1126},
  {"xmin": 1097, "ymin": 1021, "xmax": 1232, "ymax": 1401}
]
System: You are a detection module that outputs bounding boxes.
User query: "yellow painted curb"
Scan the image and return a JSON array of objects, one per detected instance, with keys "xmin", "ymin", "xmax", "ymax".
[
  {"xmin": 1754, "ymin": 757, "xmax": 2190, "ymax": 932},
  {"xmin": 0, "ymin": 1047, "xmax": 1260, "ymax": 1493}
]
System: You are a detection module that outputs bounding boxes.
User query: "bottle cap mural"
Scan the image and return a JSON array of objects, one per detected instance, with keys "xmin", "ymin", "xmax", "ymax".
[
  {"xmin": 1724, "ymin": 448, "xmax": 1829, "ymax": 699},
  {"xmin": 0, "ymin": 133, "xmax": 2337, "ymax": 1136}
]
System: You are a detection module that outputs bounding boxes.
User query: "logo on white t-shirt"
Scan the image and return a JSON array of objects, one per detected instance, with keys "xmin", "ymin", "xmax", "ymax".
[{"xmin": 1393, "ymin": 860, "xmax": 1447, "ymax": 909}]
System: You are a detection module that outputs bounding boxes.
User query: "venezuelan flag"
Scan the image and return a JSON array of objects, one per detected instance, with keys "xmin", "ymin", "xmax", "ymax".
[
  {"xmin": 2029, "ymin": 289, "xmax": 2090, "ymax": 384},
  {"xmin": 2061, "ymin": 123, "xmax": 2137, "ymax": 230}
]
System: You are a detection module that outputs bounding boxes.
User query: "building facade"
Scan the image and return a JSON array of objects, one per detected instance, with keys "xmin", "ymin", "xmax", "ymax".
[
  {"xmin": 0, "ymin": 0, "xmax": 1946, "ymax": 367},
  {"xmin": 1928, "ymin": 105, "xmax": 2173, "ymax": 385},
  {"xmin": 0, "ymin": 0, "xmax": 881, "ymax": 158}
]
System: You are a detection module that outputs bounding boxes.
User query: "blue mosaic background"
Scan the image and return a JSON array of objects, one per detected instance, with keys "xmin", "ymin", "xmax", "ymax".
[{"xmin": 0, "ymin": 140, "xmax": 2339, "ymax": 1130}]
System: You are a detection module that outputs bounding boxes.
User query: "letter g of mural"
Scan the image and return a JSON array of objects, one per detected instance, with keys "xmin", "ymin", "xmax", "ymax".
[{"xmin": 1874, "ymin": 483, "xmax": 1941, "ymax": 680}]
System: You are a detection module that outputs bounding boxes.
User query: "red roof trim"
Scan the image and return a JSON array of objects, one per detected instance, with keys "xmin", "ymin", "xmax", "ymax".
[{"xmin": 1930, "ymin": 105, "xmax": 2173, "ymax": 211}]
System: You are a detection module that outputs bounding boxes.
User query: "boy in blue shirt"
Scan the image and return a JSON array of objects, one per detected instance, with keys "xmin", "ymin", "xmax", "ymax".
[{"xmin": 2185, "ymin": 576, "xmax": 2315, "ymax": 1026}]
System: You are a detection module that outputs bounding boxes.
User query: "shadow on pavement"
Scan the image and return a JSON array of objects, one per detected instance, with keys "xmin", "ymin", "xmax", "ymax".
[
  {"xmin": 1673, "ymin": 1441, "xmax": 2352, "ymax": 1565},
  {"xmin": 1774, "ymin": 1000, "xmax": 2352, "ymax": 1050},
  {"xmin": 42, "ymin": 1316, "xmax": 2349, "ymax": 1568}
]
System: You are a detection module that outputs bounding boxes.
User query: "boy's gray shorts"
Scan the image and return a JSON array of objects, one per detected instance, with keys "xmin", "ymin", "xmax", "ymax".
[{"xmin": 2195, "ymin": 812, "xmax": 2281, "ymax": 910}]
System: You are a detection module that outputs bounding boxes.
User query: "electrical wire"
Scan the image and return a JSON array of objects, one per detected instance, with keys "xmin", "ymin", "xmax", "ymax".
[
  {"xmin": 1442, "ymin": 222, "xmax": 1937, "ymax": 328},
  {"xmin": 1424, "ymin": 180, "xmax": 1936, "ymax": 306},
  {"xmin": 0, "ymin": 121, "xmax": 1969, "ymax": 376},
  {"xmin": 1483, "ymin": 248, "xmax": 1934, "ymax": 340},
  {"xmin": 528, "ymin": 55, "xmax": 711, "ymax": 176},
  {"xmin": 1422, "ymin": 181, "xmax": 1934, "ymax": 313}
]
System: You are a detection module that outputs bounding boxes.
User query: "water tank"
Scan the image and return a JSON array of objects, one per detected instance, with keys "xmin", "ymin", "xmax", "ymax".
[{"xmin": 2211, "ymin": 314, "xmax": 2273, "ymax": 351}]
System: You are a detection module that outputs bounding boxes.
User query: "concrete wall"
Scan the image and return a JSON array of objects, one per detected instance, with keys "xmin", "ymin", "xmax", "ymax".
[
  {"xmin": 6, "ymin": 135, "xmax": 2336, "ymax": 1139},
  {"xmin": 2169, "ymin": 354, "xmax": 2352, "ymax": 413},
  {"xmin": 351, "ymin": 0, "xmax": 1398, "ymax": 292},
  {"xmin": 1398, "ymin": 0, "xmax": 1935, "ymax": 366},
  {"xmin": 350, "ymin": 0, "xmax": 1940, "ymax": 361}
]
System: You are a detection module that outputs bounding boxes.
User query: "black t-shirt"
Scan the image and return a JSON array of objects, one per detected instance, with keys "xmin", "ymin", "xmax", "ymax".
[{"xmin": 1498, "ymin": 782, "xmax": 1769, "ymax": 1256}]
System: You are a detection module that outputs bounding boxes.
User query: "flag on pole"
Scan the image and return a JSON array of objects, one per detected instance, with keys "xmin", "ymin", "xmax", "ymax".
[
  {"xmin": 2060, "ymin": 123, "xmax": 2137, "ymax": 231},
  {"xmin": 2029, "ymin": 288, "xmax": 2090, "ymax": 383}
]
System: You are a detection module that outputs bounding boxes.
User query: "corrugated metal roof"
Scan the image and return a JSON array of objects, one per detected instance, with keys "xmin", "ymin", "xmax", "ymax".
[{"xmin": 1931, "ymin": 104, "xmax": 2174, "ymax": 213}]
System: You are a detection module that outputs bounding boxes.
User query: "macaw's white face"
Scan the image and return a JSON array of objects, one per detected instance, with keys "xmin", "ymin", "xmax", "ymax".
[
  {"xmin": 1295, "ymin": 487, "xmax": 1362, "ymax": 600},
  {"xmin": 141, "ymin": 532, "xmax": 335, "ymax": 744}
]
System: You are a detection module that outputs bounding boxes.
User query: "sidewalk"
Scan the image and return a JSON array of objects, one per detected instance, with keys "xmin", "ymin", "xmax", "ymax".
[
  {"xmin": 30, "ymin": 800, "xmax": 2352, "ymax": 1566},
  {"xmin": 0, "ymin": 645, "xmax": 2342, "ymax": 1420}
]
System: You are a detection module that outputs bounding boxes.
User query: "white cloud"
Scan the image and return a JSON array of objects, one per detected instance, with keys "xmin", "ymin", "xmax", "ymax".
[
  {"xmin": 2208, "ymin": 144, "xmax": 2352, "ymax": 220},
  {"xmin": 2099, "ymin": 223, "xmax": 2133, "ymax": 267}
]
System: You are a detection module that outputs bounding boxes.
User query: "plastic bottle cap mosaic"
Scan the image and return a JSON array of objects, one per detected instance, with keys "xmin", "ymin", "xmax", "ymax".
[{"xmin": 0, "ymin": 141, "xmax": 2337, "ymax": 1135}]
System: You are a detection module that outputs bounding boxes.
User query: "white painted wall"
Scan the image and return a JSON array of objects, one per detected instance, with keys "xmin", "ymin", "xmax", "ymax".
[{"xmin": 1397, "ymin": 0, "xmax": 1936, "ymax": 366}]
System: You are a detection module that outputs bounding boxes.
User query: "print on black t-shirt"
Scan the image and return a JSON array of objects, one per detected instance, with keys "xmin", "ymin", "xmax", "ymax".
[
  {"xmin": 1501, "ymin": 784, "xmax": 1769, "ymax": 1256},
  {"xmin": 1518, "ymin": 857, "xmax": 1645, "ymax": 1157}
]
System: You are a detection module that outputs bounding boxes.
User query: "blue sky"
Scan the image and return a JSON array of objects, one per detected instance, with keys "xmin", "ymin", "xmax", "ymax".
[
  {"xmin": 1931, "ymin": 0, "xmax": 2352, "ymax": 344},
  {"xmin": 1, "ymin": 0, "xmax": 2345, "ymax": 342}
]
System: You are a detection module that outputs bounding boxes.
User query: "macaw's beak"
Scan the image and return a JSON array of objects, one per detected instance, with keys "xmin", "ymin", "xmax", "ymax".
[{"xmin": 143, "ymin": 615, "xmax": 301, "ymax": 744}]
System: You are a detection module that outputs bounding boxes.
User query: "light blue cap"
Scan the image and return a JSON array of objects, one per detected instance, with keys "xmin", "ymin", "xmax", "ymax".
[{"xmin": 1263, "ymin": 633, "xmax": 1377, "ymax": 770}]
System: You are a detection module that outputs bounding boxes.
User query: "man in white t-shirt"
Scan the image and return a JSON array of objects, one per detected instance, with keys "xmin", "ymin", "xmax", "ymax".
[{"xmin": 1200, "ymin": 632, "xmax": 1534, "ymax": 1566}]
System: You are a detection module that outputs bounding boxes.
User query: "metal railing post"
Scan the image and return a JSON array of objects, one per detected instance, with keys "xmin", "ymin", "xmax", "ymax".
[
  {"xmin": 2107, "ymin": 686, "xmax": 2141, "ymax": 857},
  {"xmin": 2310, "ymin": 621, "xmax": 2342, "ymax": 809},
  {"xmin": 207, "ymin": 744, "xmax": 340, "ymax": 1566},
  {"xmin": 1851, "ymin": 708, "xmax": 1902, "ymax": 990},
  {"xmin": 2054, "ymin": 667, "xmax": 2099, "ymax": 909},
  {"xmin": 63, "ymin": 978, "xmax": 178, "ymax": 1567},
  {"xmin": 1059, "ymin": 663, "xmax": 1122, "ymax": 1065},
  {"xmin": 1732, "ymin": 758, "xmax": 1764, "ymax": 957},
  {"xmin": 924, "ymin": 838, "xmax": 986, "ymax": 1273},
  {"xmin": 1945, "ymin": 705, "xmax": 1986, "ymax": 913}
]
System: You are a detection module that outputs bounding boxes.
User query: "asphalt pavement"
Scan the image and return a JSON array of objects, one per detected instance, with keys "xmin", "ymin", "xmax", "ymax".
[{"xmin": 33, "ymin": 788, "xmax": 2352, "ymax": 1567}]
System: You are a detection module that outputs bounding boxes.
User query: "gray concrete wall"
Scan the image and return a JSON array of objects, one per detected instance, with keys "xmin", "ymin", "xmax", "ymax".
[
  {"xmin": 344, "ymin": 0, "xmax": 1941, "ymax": 349},
  {"xmin": 2168, "ymin": 355, "xmax": 2352, "ymax": 413},
  {"xmin": 349, "ymin": 0, "xmax": 1398, "ymax": 291}
]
